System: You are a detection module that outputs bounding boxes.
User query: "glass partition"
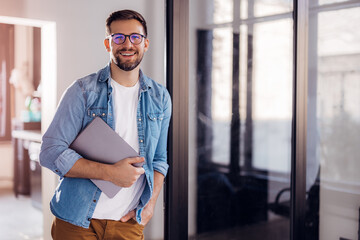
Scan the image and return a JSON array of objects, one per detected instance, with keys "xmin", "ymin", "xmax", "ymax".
[
  {"xmin": 306, "ymin": 2, "xmax": 360, "ymax": 240},
  {"xmin": 189, "ymin": 0, "xmax": 293, "ymax": 239}
]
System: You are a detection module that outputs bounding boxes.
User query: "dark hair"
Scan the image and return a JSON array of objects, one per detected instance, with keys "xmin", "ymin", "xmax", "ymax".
[{"xmin": 106, "ymin": 9, "xmax": 147, "ymax": 37}]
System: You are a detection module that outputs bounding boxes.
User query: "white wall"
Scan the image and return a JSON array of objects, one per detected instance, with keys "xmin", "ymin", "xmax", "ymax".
[
  {"xmin": 0, "ymin": 1, "xmax": 165, "ymax": 239},
  {"xmin": 0, "ymin": 0, "xmax": 165, "ymax": 97}
]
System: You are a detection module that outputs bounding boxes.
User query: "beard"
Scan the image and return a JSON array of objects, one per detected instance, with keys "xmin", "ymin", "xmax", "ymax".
[{"xmin": 112, "ymin": 48, "xmax": 144, "ymax": 71}]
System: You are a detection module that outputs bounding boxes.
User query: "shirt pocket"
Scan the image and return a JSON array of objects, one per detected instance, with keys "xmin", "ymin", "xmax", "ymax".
[
  {"xmin": 87, "ymin": 108, "xmax": 107, "ymax": 121},
  {"xmin": 147, "ymin": 113, "xmax": 164, "ymax": 139}
]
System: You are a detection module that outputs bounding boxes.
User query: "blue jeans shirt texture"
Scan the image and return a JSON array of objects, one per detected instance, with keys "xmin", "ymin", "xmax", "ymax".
[{"xmin": 39, "ymin": 63, "xmax": 171, "ymax": 228}]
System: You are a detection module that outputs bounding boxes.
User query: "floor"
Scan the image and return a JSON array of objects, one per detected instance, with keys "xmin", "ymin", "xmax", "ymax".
[
  {"xmin": 0, "ymin": 183, "xmax": 289, "ymax": 240},
  {"xmin": 0, "ymin": 186, "xmax": 43, "ymax": 240},
  {"xmin": 191, "ymin": 215, "xmax": 289, "ymax": 240}
]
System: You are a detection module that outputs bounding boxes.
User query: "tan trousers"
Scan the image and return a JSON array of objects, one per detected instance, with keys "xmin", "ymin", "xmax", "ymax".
[{"xmin": 51, "ymin": 217, "xmax": 144, "ymax": 240}]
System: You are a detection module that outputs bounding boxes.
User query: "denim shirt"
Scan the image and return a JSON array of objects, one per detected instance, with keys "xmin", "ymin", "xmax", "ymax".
[{"xmin": 39, "ymin": 63, "xmax": 171, "ymax": 228}]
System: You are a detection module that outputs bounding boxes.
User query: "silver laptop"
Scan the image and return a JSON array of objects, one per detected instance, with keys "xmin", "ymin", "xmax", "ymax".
[{"xmin": 69, "ymin": 117, "xmax": 144, "ymax": 198}]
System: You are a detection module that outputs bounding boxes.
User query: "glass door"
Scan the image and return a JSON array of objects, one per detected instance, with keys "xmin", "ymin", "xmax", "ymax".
[
  {"xmin": 188, "ymin": 0, "xmax": 294, "ymax": 239},
  {"xmin": 306, "ymin": 1, "xmax": 360, "ymax": 239}
]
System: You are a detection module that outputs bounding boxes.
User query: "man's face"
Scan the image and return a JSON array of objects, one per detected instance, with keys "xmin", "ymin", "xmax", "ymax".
[{"xmin": 105, "ymin": 19, "xmax": 149, "ymax": 71}]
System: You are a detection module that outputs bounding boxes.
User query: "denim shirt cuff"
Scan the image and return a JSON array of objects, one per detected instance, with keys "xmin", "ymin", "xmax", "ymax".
[
  {"xmin": 136, "ymin": 207, "xmax": 143, "ymax": 224},
  {"xmin": 153, "ymin": 162, "xmax": 169, "ymax": 177},
  {"xmin": 54, "ymin": 149, "xmax": 83, "ymax": 177}
]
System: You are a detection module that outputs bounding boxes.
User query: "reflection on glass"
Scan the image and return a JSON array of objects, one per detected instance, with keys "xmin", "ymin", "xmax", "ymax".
[
  {"xmin": 189, "ymin": 0, "xmax": 293, "ymax": 239},
  {"xmin": 240, "ymin": 0, "xmax": 293, "ymax": 18},
  {"xmin": 306, "ymin": 5, "xmax": 360, "ymax": 240},
  {"xmin": 240, "ymin": 0, "xmax": 249, "ymax": 19},
  {"xmin": 254, "ymin": 0, "xmax": 292, "ymax": 17},
  {"xmin": 194, "ymin": 0, "xmax": 233, "ymax": 25},
  {"xmin": 252, "ymin": 19, "xmax": 293, "ymax": 172},
  {"xmin": 211, "ymin": 28, "xmax": 233, "ymax": 165},
  {"xmin": 213, "ymin": 0, "xmax": 233, "ymax": 24},
  {"xmin": 318, "ymin": 0, "xmax": 352, "ymax": 5}
]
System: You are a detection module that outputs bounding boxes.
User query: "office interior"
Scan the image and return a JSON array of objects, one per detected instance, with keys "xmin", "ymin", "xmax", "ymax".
[{"xmin": 0, "ymin": 0, "xmax": 359, "ymax": 239}]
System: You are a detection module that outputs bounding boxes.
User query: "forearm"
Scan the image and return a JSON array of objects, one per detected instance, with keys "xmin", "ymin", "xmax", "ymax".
[
  {"xmin": 64, "ymin": 158, "xmax": 110, "ymax": 181},
  {"xmin": 64, "ymin": 157, "xmax": 145, "ymax": 187},
  {"xmin": 147, "ymin": 171, "xmax": 165, "ymax": 208}
]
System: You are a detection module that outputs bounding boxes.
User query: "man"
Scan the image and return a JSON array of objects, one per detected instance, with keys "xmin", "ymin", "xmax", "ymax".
[{"xmin": 40, "ymin": 9, "xmax": 171, "ymax": 239}]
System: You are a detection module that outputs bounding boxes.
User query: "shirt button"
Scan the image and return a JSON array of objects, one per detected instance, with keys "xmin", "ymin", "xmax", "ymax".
[
  {"xmin": 138, "ymin": 118, "xmax": 142, "ymax": 121},
  {"xmin": 140, "ymin": 139, "xmax": 143, "ymax": 143},
  {"xmin": 92, "ymin": 113, "xmax": 96, "ymax": 117},
  {"xmin": 93, "ymin": 199, "xmax": 97, "ymax": 203},
  {"xmin": 102, "ymin": 113, "xmax": 106, "ymax": 116},
  {"xmin": 55, "ymin": 170, "xmax": 59, "ymax": 172}
]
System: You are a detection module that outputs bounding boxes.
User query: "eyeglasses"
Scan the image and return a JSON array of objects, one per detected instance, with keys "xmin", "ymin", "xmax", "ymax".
[{"xmin": 107, "ymin": 33, "xmax": 146, "ymax": 45}]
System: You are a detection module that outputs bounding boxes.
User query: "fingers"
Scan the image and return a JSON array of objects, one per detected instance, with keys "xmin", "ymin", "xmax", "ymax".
[
  {"xmin": 109, "ymin": 157, "xmax": 145, "ymax": 187},
  {"xmin": 137, "ymin": 167, "xmax": 145, "ymax": 175},
  {"xmin": 126, "ymin": 157, "xmax": 145, "ymax": 174},
  {"xmin": 120, "ymin": 210, "xmax": 136, "ymax": 222},
  {"xmin": 127, "ymin": 157, "xmax": 145, "ymax": 164},
  {"xmin": 140, "ymin": 205, "xmax": 154, "ymax": 226}
]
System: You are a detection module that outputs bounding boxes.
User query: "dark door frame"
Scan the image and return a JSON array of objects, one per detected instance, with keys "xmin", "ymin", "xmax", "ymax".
[
  {"xmin": 165, "ymin": 1, "xmax": 189, "ymax": 240},
  {"xmin": 291, "ymin": 1, "xmax": 308, "ymax": 240}
]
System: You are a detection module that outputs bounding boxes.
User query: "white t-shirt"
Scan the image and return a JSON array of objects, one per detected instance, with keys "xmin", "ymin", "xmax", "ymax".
[{"xmin": 92, "ymin": 78, "xmax": 145, "ymax": 220}]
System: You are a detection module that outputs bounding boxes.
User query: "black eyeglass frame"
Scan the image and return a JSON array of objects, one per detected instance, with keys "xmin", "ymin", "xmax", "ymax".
[{"xmin": 107, "ymin": 33, "xmax": 147, "ymax": 45}]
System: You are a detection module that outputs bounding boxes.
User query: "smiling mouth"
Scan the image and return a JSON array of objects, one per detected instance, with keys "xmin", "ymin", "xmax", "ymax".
[{"xmin": 119, "ymin": 52, "xmax": 135, "ymax": 56}]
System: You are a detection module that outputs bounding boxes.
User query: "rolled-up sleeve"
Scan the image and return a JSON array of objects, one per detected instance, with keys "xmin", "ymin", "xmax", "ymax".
[
  {"xmin": 39, "ymin": 81, "xmax": 85, "ymax": 177},
  {"xmin": 152, "ymin": 89, "xmax": 172, "ymax": 177}
]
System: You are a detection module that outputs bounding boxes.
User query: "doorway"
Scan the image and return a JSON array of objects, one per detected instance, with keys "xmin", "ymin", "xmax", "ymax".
[
  {"xmin": 0, "ymin": 16, "xmax": 57, "ymax": 240},
  {"xmin": 0, "ymin": 21, "xmax": 43, "ymax": 239}
]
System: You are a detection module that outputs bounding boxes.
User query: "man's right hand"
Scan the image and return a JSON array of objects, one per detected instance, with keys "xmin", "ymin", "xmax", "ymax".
[
  {"xmin": 106, "ymin": 157, "xmax": 145, "ymax": 187},
  {"xmin": 64, "ymin": 157, "xmax": 145, "ymax": 188}
]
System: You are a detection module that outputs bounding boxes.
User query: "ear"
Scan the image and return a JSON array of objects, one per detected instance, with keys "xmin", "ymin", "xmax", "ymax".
[
  {"xmin": 143, "ymin": 38, "xmax": 149, "ymax": 53},
  {"xmin": 104, "ymin": 39, "xmax": 111, "ymax": 52}
]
